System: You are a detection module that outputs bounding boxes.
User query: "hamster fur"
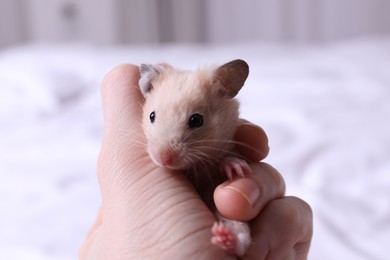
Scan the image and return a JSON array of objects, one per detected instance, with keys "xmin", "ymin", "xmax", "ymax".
[{"xmin": 139, "ymin": 60, "xmax": 251, "ymax": 256}]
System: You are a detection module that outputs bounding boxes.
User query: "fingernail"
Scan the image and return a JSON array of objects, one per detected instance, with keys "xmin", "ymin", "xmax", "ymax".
[{"xmin": 223, "ymin": 178, "xmax": 261, "ymax": 207}]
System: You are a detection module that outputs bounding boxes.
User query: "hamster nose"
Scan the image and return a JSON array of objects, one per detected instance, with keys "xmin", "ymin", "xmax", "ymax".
[{"xmin": 158, "ymin": 151, "xmax": 174, "ymax": 167}]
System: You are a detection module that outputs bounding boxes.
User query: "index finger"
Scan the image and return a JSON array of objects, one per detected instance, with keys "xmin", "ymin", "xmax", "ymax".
[{"xmin": 234, "ymin": 119, "xmax": 269, "ymax": 162}]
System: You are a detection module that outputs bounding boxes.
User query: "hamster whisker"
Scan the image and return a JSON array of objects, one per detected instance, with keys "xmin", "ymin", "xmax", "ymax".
[
  {"xmin": 189, "ymin": 144, "xmax": 240, "ymax": 158},
  {"xmin": 134, "ymin": 139, "xmax": 147, "ymax": 150},
  {"xmin": 188, "ymin": 149, "xmax": 223, "ymax": 170},
  {"xmin": 186, "ymin": 150, "xmax": 221, "ymax": 188},
  {"xmin": 188, "ymin": 148, "xmax": 220, "ymax": 165},
  {"xmin": 226, "ymin": 140, "xmax": 262, "ymax": 155},
  {"xmin": 191, "ymin": 139, "xmax": 261, "ymax": 157},
  {"xmin": 183, "ymin": 150, "xmax": 215, "ymax": 187}
]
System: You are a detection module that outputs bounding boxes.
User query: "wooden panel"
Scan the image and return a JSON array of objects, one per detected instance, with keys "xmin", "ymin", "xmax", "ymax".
[
  {"xmin": 1, "ymin": 0, "xmax": 390, "ymax": 46},
  {"xmin": 16, "ymin": 0, "xmax": 120, "ymax": 44},
  {"xmin": 23, "ymin": 0, "xmax": 80, "ymax": 42},
  {"xmin": 0, "ymin": 0, "xmax": 26, "ymax": 47},
  {"xmin": 118, "ymin": 0, "xmax": 159, "ymax": 43}
]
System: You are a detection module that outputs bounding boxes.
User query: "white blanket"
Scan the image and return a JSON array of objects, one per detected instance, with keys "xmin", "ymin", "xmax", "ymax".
[{"xmin": 1, "ymin": 38, "xmax": 389, "ymax": 259}]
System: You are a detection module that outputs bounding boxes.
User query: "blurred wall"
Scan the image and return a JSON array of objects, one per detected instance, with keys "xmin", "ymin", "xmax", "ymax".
[{"xmin": 1, "ymin": 0, "xmax": 390, "ymax": 47}]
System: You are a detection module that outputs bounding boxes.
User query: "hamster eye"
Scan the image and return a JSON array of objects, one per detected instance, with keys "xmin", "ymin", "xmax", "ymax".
[
  {"xmin": 150, "ymin": 111, "xmax": 156, "ymax": 123},
  {"xmin": 188, "ymin": 113, "xmax": 204, "ymax": 128}
]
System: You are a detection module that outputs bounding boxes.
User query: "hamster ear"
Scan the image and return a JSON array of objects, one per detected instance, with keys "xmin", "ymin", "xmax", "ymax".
[
  {"xmin": 139, "ymin": 64, "xmax": 160, "ymax": 96},
  {"xmin": 213, "ymin": 59, "xmax": 249, "ymax": 98}
]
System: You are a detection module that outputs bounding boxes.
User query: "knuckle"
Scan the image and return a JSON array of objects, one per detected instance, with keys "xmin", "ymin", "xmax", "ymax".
[
  {"xmin": 279, "ymin": 196, "xmax": 313, "ymax": 233},
  {"xmin": 280, "ymin": 199, "xmax": 302, "ymax": 225},
  {"xmin": 252, "ymin": 162, "xmax": 286, "ymax": 197}
]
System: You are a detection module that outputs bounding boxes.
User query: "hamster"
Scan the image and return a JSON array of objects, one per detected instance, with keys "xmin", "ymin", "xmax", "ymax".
[{"xmin": 139, "ymin": 59, "xmax": 252, "ymax": 256}]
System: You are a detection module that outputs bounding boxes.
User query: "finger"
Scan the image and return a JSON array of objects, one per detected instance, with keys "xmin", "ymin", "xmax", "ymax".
[
  {"xmin": 235, "ymin": 120, "xmax": 269, "ymax": 162},
  {"xmin": 214, "ymin": 162, "xmax": 286, "ymax": 221},
  {"xmin": 98, "ymin": 64, "xmax": 152, "ymax": 198},
  {"xmin": 245, "ymin": 196, "xmax": 313, "ymax": 260},
  {"xmin": 100, "ymin": 64, "xmax": 144, "ymax": 142},
  {"xmin": 99, "ymin": 64, "xmax": 149, "ymax": 164}
]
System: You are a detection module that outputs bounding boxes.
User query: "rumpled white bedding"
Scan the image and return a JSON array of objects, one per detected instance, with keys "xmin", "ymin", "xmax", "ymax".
[{"xmin": 0, "ymin": 38, "xmax": 389, "ymax": 260}]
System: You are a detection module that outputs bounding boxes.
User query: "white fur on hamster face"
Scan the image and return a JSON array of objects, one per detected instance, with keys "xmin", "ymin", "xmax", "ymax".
[{"xmin": 139, "ymin": 61, "xmax": 248, "ymax": 170}]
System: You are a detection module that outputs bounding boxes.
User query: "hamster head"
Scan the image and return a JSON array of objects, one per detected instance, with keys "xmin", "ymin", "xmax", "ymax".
[{"xmin": 139, "ymin": 60, "xmax": 249, "ymax": 170}]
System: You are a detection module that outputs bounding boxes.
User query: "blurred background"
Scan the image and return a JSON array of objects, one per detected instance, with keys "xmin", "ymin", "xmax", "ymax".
[
  {"xmin": 1, "ymin": 1, "xmax": 390, "ymax": 260},
  {"xmin": 1, "ymin": 0, "xmax": 390, "ymax": 47}
]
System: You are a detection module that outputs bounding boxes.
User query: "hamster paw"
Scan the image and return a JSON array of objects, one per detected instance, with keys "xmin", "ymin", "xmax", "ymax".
[
  {"xmin": 211, "ymin": 221, "xmax": 238, "ymax": 255},
  {"xmin": 211, "ymin": 219, "xmax": 251, "ymax": 256},
  {"xmin": 220, "ymin": 157, "xmax": 251, "ymax": 180}
]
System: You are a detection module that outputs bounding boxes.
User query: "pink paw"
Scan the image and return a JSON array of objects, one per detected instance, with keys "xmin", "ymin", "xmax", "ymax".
[
  {"xmin": 211, "ymin": 221, "xmax": 237, "ymax": 255},
  {"xmin": 220, "ymin": 157, "xmax": 251, "ymax": 180}
]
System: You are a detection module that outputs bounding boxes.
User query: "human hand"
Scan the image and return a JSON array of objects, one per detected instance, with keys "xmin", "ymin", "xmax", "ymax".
[{"xmin": 79, "ymin": 64, "xmax": 313, "ymax": 259}]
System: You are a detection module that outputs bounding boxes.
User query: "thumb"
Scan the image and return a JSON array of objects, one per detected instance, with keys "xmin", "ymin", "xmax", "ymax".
[
  {"xmin": 100, "ymin": 64, "xmax": 144, "ymax": 150},
  {"xmin": 98, "ymin": 64, "xmax": 154, "ymax": 200}
]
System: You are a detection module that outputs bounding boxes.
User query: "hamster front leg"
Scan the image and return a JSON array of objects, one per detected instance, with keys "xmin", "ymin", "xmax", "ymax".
[
  {"xmin": 211, "ymin": 157, "xmax": 252, "ymax": 256},
  {"xmin": 220, "ymin": 157, "xmax": 252, "ymax": 180}
]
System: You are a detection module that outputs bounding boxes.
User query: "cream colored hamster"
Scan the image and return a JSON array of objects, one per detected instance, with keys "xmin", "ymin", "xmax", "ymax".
[{"xmin": 139, "ymin": 60, "xmax": 252, "ymax": 256}]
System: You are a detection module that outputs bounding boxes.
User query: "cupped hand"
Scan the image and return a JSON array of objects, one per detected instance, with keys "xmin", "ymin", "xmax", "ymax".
[{"xmin": 79, "ymin": 64, "xmax": 313, "ymax": 259}]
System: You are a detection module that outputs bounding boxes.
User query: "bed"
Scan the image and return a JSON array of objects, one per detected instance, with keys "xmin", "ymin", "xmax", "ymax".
[{"xmin": 1, "ymin": 37, "xmax": 389, "ymax": 259}]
